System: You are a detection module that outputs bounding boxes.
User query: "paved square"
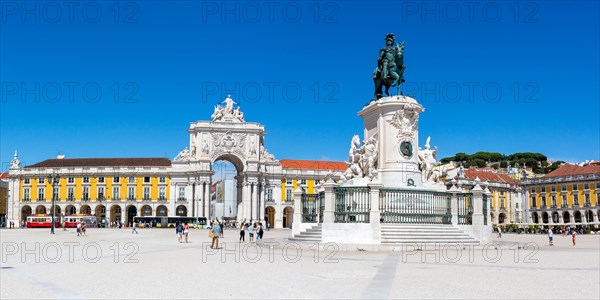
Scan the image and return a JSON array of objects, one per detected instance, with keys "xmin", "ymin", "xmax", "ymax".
[{"xmin": 1, "ymin": 228, "xmax": 599, "ymax": 299}]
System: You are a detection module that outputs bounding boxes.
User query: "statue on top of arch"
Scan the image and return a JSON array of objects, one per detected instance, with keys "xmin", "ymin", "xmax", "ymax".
[{"xmin": 211, "ymin": 95, "xmax": 245, "ymax": 123}]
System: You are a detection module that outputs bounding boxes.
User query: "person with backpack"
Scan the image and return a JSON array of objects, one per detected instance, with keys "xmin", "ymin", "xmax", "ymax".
[{"xmin": 176, "ymin": 222, "xmax": 183, "ymax": 243}]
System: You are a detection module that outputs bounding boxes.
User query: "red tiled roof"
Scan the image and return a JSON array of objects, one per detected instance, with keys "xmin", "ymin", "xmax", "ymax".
[
  {"xmin": 462, "ymin": 167, "xmax": 520, "ymax": 184},
  {"xmin": 280, "ymin": 159, "xmax": 347, "ymax": 171},
  {"xmin": 0, "ymin": 172, "xmax": 8, "ymax": 180},
  {"xmin": 545, "ymin": 164, "xmax": 600, "ymax": 178},
  {"xmin": 24, "ymin": 158, "xmax": 171, "ymax": 168}
]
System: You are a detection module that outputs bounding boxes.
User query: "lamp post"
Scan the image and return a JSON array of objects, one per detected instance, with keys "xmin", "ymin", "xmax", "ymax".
[{"xmin": 47, "ymin": 173, "xmax": 60, "ymax": 234}]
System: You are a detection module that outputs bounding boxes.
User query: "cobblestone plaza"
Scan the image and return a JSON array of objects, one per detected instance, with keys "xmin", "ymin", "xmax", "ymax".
[{"xmin": 1, "ymin": 228, "xmax": 599, "ymax": 299}]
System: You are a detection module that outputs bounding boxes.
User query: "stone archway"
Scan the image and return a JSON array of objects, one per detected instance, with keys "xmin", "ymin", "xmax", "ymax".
[
  {"xmin": 499, "ymin": 213, "xmax": 506, "ymax": 224},
  {"xmin": 53, "ymin": 205, "xmax": 61, "ymax": 216},
  {"xmin": 211, "ymin": 154, "xmax": 243, "ymax": 222},
  {"xmin": 80, "ymin": 205, "xmax": 91, "ymax": 215},
  {"xmin": 21, "ymin": 206, "xmax": 32, "ymax": 223},
  {"xmin": 586, "ymin": 210, "xmax": 594, "ymax": 224},
  {"xmin": 36, "ymin": 205, "xmax": 47, "ymax": 214},
  {"xmin": 176, "ymin": 205, "xmax": 187, "ymax": 217},
  {"xmin": 126, "ymin": 205, "xmax": 137, "ymax": 226},
  {"xmin": 283, "ymin": 206, "xmax": 293, "ymax": 229},
  {"xmin": 141, "ymin": 205, "xmax": 152, "ymax": 217},
  {"xmin": 542, "ymin": 212, "xmax": 549, "ymax": 224},
  {"xmin": 95, "ymin": 205, "xmax": 106, "ymax": 225},
  {"xmin": 532, "ymin": 212, "xmax": 539, "ymax": 224},
  {"xmin": 157, "ymin": 205, "xmax": 168, "ymax": 216},
  {"xmin": 563, "ymin": 211, "xmax": 571, "ymax": 223},
  {"xmin": 110, "ymin": 205, "xmax": 122, "ymax": 224},
  {"xmin": 265, "ymin": 206, "xmax": 275, "ymax": 228},
  {"xmin": 574, "ymin": 211, "xmax": 582, "ymax": 223},
  {"xmin": 552, "ymin": 211, "xmax": 560, "ymax": 223},
  {"xmin": 65, "ymin": 205, "xmax": 76, "ymax": 215}
]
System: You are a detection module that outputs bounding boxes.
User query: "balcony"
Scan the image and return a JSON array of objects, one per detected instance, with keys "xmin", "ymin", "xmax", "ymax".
[
  {"xmin": 158, "ymin": 197, "xmax": 167, "ymax": 201},
  {"xmin": 127, "ymin": 196, "xmax": 135, "ymax": 201},
  {"xmin": 82, "ymin": 196, "xmax": 90, "ymax": 202},
  {"xmin": 67, "ymin": 196, "xmax": 74, "ymax": 202},
  {"xmin": 22, "ymin": 198, "xmax": 31, "ymax": 202},
  {"xmin": 177, "ymin": 197, "xmax": 186, "ymax": 201},
  {"xmin": 561, "ymin": 203, "xmax": 568, "ymax": 208},
  {"xmin": 143, "ymin": 197, "xmax": 151, "ymax": 201}
]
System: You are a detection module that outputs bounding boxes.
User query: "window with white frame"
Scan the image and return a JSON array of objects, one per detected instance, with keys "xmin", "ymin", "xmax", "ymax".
[
  {"xmin": 53, "ymin": 187, "xmax": 59, "ymax": 200},
  {"xmin": 573, "ymin": 184, "xmax": 578, "ymax": 191},
  {"xmin": 98, "ymin": 177, "xmax": 105, "ymax": 183},
  {"xmin": 98, "ymin": 187, "xmax": 105, "ymax": 200},
  {"xmin": 178, "ymin": 187, "xmax": 185, "ymax": 200},
  {"xmin": 67, "ymin": 187, "xmax": 74, "ymax": 200},
  {"xmin": 573, "ymin": 193, "xmax": 579, "ymax": 206},
  {"xmin": 286, "ymin": 188, "xmax": 292, "ymax": 201},
  {"xmin": 38, "ymin": 188, "xmax": 45, "ymax": 200},
  {"xmin": 83, "ymin": 177, "xmax": 89, "ymax": 183},
  {"xmin": 286, "ymin": 179, "xmax": 293, "ymax": 185},
  {"xmin": 24, "ymin": 178, "xmax": 30, "ymax": 184},
  {"xmin": 128, "ymin": 187, "xmax": 135, "ymax": 200},
  {"xmin": 585, "ymin": 194, "xmax": 590, "ymax": 205},
  {"xmin": 113, "ymin": 177, "xmax": 120, "ymax": 183},
  {"xmin": 144, "ymin": 177, "xmax": 150, "ymax": 183},
  {"xmin": 159, "ymin": 177, "xmax": 166, "ymax": 183},
  {"xmin": 159, "ymin": 187, "xmax": 166, "ymax": 200},
  {"xmin": 38, "ymin": 177, "xmax": 45, "ymax": 184},
  {"xmin": 23, "ymin": 188, "xmax": 30, "ymax": 200},
  {"xmin": 584, "ymin": 183, "xmax": 589, "ymax": 190},
  {"xmin": 267, "ymin": 188, "xmax": 273, "ymax": 201},
  {"xmin": 143, "ymin": 187, "xmax": 150, "ymax": 200},
  {"xmin": 551, "ymin": 195, "xmax": 556, "ymax": 207},
  {"xmin": 300, "ymin": 179, "xmax": 307, "ymax": 185},
  {"xmin": 82, "ymin": 186, "xmax": 89, "ymax": 200},
  {"xmin": 68, "ymin": 177, "xmax": 74, "ymax": 183},
  {"xmin": 129, "ymin": 177, "xmax": 135, "ymax": 183},
  {"xmin": 113, "ymin": 187, "xmax": 120, "ymax": 200}
]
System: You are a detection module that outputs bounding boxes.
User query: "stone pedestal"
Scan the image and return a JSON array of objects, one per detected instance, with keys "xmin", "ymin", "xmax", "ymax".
[{"xmin": 358, "ymin": 96, "xmax": 424, "ymax": 188}]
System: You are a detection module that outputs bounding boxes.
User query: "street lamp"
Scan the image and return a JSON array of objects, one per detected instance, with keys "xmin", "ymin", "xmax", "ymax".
[{"xmin": 47, "ymin": 173, "xmax": 60, "ymax": 234}]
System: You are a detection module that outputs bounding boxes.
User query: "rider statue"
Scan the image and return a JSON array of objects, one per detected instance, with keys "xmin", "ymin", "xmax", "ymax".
[{"xmin": 373, "ymin": 33, "xmax": 406, "ymax": 100}]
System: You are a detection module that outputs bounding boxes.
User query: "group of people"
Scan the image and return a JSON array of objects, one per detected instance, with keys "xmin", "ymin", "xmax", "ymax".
[
  {"xmin": 238, "ymin": 222, "xmax": 265, "ymax": 243},
  {"xmin": 175, "ymin": 222, "xmax": 191, "ymax": 243},
  {"xmin": 76, "ymin": 221, "xmax": 87, "ymax": 236},
  {"xmin": 548, "ymin": 226, "xmax": 577, "ymax": 246}
]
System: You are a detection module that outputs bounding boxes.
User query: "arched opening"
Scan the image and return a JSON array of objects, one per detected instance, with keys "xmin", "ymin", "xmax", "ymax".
[
  {"xmin": 65, "ymin": 205, "xmax": 76, "ymax": 215},
  {"xmin": 211, "ymin": 157, "xmax": 241, "ymax": 222},
  {"xmin": 532, "ymin": 212, "xmax": 539, "ymax": 224},
  {"xmin": 563, "ymin": 211, "xmax": 571, "ymax": 223},
  {"xmin": 265, "ymin": 206, "xmax": 275, "ymax": 228},
  {"xmin": 586, "ymin": 210, "xmax": 594, "ymax": 224},
  {"xmin": 574, "ymin": 211, "xmax": 582, "ymax": 223},
  {"xmin": 110, "ymin": 205, "xmax": 122, "ymax": 224},
  {"xmin": 176, "ymin": 205, "xmax": 187, "ymax": 217},
  {"xmin": 542, "ymin": 212, "xmax": 549, "ymax": 224},
  {"xmin": 552, "ymin": 211, "xmax": 559, "ymax": 223},
  {"xmin": 36, "ymin": 205, "xmax": 47, "ymax": 214},
  {"xmin": 156, "ymin": 205, "xmax": 168, "ymax": 216},
  {"xmin": 283, "ymin": 207, "xmax": 293, "ymax": 229},
  {"xmin": 141, "ymin": 205, "xmax": 152, "ymax": 217},
  {"xmin": 126, "ymin": 205, "xmax": 137, "ymax": 226},
  {"xmin": 95, "ymin": 205, "xmax": 106, "ymax": 225},
  {"xmin": 498, "ymin": 213, "xmax": 506, "ymax": 224},
  {"xmin": 80, "ymin": 205, "xmax": 91, "ymax": 215},
  {"xmin": 21, "ymin": 206, "xmax": 32, "ymax": 223}
]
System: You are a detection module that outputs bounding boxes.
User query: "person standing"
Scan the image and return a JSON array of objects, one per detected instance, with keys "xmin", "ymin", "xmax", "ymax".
[
  {"xmin": 183, "ymin": 223, "xmax": 190, "ymax": 243},
  {"xmin": 548, "ymin": 227, "xmax": 554, "ymax": 246},
  {"xmin": 248, "ymin": 223, "xmax": 255, "ymax": 243},
  {"xmin": 132, "ymin": 222, "xmax": 138, "ymax": 234},
  {"xmin": 76, "ymin": 222, "xmax": 82, "ymax": 236},
  {"xmin": 211, "ymin": 220, "xmax": 221, "ymax": 249},
  {"xmin": 266, "ymin": 222, "xmax": 270, "ymax": 231},
  {"xmin": 497, "ymin": 226, "xmax": 502, "ymax": 238},
  {"xmin": 219, "ymin": 221, "xmax": 224, "ymax": 238},
  {"xmin": 572, "ymin": 230, "xmax": 576, "ymax": 246},
  {"xmin": 239, "ymin": 222, "xmax": 246, "ymax": 242}
]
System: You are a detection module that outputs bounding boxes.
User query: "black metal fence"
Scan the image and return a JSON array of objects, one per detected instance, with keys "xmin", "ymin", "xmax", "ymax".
[
  {"xmin": 457, "ymin": 193, "xmax": 473, "ymax": 225},
  {"xmin": 483, "ymin": 194, "xmax": 488, "ymax": 225},
  {"xmin": 380, "ymin": 189, "xmax": 452, "ymax": 224},
  {"xmin": 334, "ymin": 187, "xmax": 370, "ymax": 223},
  {"xmin": 301, "ymin": 193, "xmax": 318, "ymax": 223},
  {"xmin": 318, "ymin": 191, "xmax": 325, "ymax": 223}
]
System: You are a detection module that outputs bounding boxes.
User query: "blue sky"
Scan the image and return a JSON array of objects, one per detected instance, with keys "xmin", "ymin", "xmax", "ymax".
[{"xmin": 1, "ymin": 0, "xmax": 599, "ymax": 170}]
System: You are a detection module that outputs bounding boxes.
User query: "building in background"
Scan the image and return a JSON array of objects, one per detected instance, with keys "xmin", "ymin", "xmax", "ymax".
[{"xmin": 0, "ymin": 172, "xmax": 8, "ymax": 227}]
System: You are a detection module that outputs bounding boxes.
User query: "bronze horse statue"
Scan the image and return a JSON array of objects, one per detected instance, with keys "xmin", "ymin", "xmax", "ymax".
[{"xmin": 373, "ymin": 34, "xmax": 405, "ymax": 100}]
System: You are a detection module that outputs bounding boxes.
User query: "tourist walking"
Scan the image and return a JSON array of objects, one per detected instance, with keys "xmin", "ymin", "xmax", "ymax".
[
  {"xmin": 76, "ymin": 222, "xmax": 82, "ymax": 236},
  {"xmin": 239, "ymin": 222, "xmax": 246, "ymax": 242},
  {"xmin": 548, "ymin": 227, "xmax": 553, "ymax": 246},
  {"xmin": 248, "ymin": 223, "xmax": 255, "ymax": 242},
  {"xmin": 219, "ymin": 221, "xmax": 224, "ymax": 238},
  {"xmin": 211, "ymin": 220, "xmax": 221, "ymax": 249},
  {"xmin": 571, "ymin": 230, "xmax": 576, "ymax": 246},
  {"xmin": 266, "ymin": 222, "xmax": 270, "ymax": 231},
  {"xmin": 132, "ymin": 222, "xmax": 138, "ymax": 234},
  {"xmin": 176, "ymin": 222, "xmax": 183, "ymax": 243},
  {"xmin": 497, "ymin": 226, "xmax": 502, "ymax": 238},
  {"xmin": 183, "ymin": 223, "xmax": 190, "ymax": 243}
]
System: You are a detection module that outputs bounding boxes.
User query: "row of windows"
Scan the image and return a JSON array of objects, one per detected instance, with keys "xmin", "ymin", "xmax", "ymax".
[
  {"xmin": 532, "ymin": 193, "xmax": 596, "ymax": 208},
  {"xmin": 531, "ymin": 182, "xmax": 599, "ymax": 194},
  {"xmin": 24, "ymin": 176, "xmax": 167, "ymax": 185},
  {"xmin": 22, "ymin": 186, "xmax": 167, "ymax": 201},
  {"xmin": 284, "ymin": 179, "xmax": 309, "ymax": 185}
]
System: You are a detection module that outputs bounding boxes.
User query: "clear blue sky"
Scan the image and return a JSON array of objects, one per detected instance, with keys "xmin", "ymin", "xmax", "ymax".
[{"xmin": 1, "ymin": 1, "xmax": 599, "ymax": 170}]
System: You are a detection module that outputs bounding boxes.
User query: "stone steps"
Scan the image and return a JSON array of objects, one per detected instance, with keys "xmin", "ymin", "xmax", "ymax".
[
  {"xmin": 381, "ymin": 224, "xmax": 479, "ymax": 245},
  {"xmin": 289, "ymin": 224, "xmax": 322, "ymax": 242}
]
